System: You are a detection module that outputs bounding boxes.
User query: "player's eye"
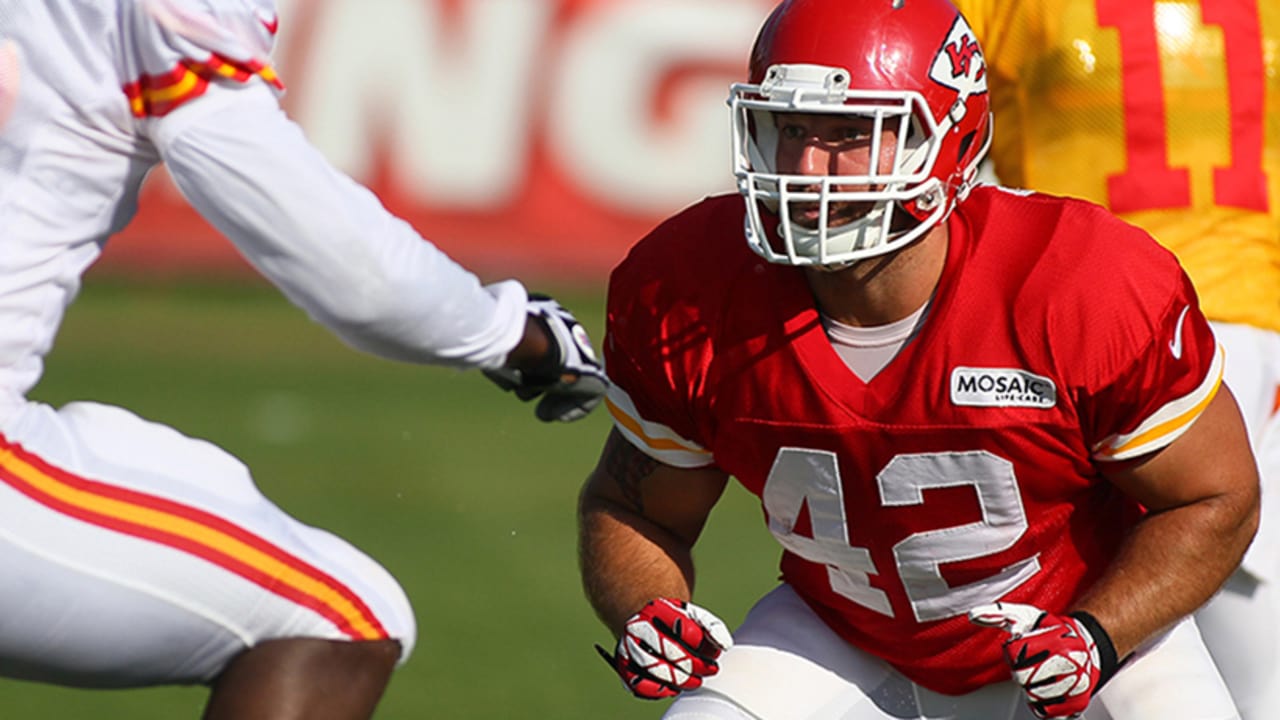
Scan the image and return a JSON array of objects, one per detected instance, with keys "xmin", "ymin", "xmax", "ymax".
[{"xmin": 779, "ymin": 123, "xmax": 808, "ymax": 140}]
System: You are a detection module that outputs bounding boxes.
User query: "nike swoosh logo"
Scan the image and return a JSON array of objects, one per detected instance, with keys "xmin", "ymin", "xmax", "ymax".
[
  {"xmin": 1169, "ymin": 305, "xmax": 1191, "ymax": 360},
  {"xmin": 260, "ymin": 13, "xmax": 279, "ymax": 35}
]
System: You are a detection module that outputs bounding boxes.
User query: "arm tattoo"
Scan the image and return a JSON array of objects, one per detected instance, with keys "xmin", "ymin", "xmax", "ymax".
[{"xmin": 602, "ymin": 430, "xmax": 658, "ymax": 513}]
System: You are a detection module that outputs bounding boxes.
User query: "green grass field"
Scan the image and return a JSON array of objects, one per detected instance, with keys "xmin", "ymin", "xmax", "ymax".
[{"xmin": 4, "ymin": 278, "xmax": 781, "ymax": 719}]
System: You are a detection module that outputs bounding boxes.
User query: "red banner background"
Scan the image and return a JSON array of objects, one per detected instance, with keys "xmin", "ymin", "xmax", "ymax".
[{"xmin": 101, "ymin": 0, "xmax": 773, "ymax": 286}]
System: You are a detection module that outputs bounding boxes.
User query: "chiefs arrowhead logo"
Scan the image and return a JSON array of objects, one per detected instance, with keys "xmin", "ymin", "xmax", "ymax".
[{"xmin": 929, "ymin": 15, "xmax": 988, "ymax": 99}]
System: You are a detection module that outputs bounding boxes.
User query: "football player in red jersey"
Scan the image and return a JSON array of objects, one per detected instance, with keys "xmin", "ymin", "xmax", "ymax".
[
  {"xmin": 578, "ymin": 0, "xmax": 1260, "ymax": 718},
  {"xmin": 950, "ymin": 2, "xmax": 1280, "ymax": 716}
]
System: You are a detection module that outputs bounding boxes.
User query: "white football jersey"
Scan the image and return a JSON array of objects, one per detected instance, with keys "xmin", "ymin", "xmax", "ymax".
[{"xmin": 0, "ymin": 0, "xmax": 528, "ymax": 424}]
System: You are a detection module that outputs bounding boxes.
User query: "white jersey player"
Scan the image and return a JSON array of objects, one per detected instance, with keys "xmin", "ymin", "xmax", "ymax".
[{"xmin": 0, "ymin": 0, "xmax": 605, "ymax": 717}]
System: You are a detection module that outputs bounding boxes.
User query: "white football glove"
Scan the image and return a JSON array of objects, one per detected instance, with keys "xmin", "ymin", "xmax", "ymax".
[
  {"xmin": 595, "ymin": 597, "xmax": 734, "ymax": 700},
  {"xmin": 484, "ymin": 294, "xmax": 607, "ymax": 422},
  {"xmin": 969, "ymin": 602, "xmax": 1119, "ymax": 719}
]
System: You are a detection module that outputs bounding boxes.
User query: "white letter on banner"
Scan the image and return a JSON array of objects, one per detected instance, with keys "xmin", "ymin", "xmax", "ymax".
[
  {"xmin": 548, "ymin": 1, "xmax": 766, "ymax": 213},
  {"xmin": 286, "ymin": 0, "xmax": 551, "ymax": 207}
]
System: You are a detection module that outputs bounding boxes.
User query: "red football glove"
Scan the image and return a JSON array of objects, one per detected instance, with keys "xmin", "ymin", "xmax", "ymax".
[
  {"xmin": 969, "ymin": 602, "xmax": 1118, "ymax": 719},
  {"xmin": 595, "ymin": 597, "xmax": 734, "ymax": 699}
]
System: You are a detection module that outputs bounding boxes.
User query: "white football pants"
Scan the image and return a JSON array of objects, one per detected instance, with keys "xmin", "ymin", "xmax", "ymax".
[
  {"xmin": 0, "ymin": 400, "xmax": 415, "ymax": 687},
  {"xmin": 1196, "ymin": 322, "xmax": 1280, "ymax": 720},
  {"xmin": 664, "ymin": 584, "xmax": 1239, "ymax": 720}
]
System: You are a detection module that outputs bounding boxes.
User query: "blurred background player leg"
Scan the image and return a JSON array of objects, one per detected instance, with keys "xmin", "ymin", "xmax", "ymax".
[
  {"xmin": 203, "ymin": 637, "xmax": 399, "ymax": 720},
  {"xmin": 1192, "ymin": 323, "xmax": 1280, "ymax": 718}
]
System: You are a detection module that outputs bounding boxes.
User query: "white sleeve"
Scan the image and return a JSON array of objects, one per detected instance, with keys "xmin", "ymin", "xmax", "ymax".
[{"xmin": 145, "ymin": 81, "xmax": 527, "ymax": 370}]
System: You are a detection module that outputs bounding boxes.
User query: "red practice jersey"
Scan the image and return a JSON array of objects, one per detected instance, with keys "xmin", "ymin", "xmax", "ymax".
[{"xmin": 603, "ymin": 186, "xmax": 1222, "ymax": 695}]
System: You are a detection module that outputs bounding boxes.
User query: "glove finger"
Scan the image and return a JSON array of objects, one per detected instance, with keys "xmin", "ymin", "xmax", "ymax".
[
  {"xmin": 968, "ymin": 602, "xmax": 1046, "ymax": 636},
  {"xmin": 683, "ymin": 602, "xmax": 735, "ymax": 651},
  {"xmin": 621, "ymin": 634, "xmax": 696, "ymax": 688},
  {"xmin": 1028, "ymin": 692, "xmax": 1086, "ymax": 719},
  {"xmin": 626, "ymin": 675, "xmax": 684, "ymax": 700},
  {"xmin": 1004, "ymin": 637, "xmax": 1053, "ymax": 673},
  {"xmin": 514, "ymin": 385, "xmax": 548, "ymax": 402},
  {"xmin": 640, "ymin": 626, "xmax": 719, "ymax": 679},
  {"xmin": 534, "ymin": 378, "xmax": 607, "ymax": 423},
  {"xmin": 1018, "ymin": 655, "xmax": 1089, "ymax": 696},
  {"xmin": 596, "ymin": 642, "xmax": 681, "ymax": 700},
  {"xmin": 625, "ymin": 624, "xmax": 692, "ymax": 673},
  {"xmin": 535, "ymin": 397, "xmax": 598, "ymax": 423},
  {"xmin": 648, "ymin": 599, "xmax": 712, "ymax": 650}
]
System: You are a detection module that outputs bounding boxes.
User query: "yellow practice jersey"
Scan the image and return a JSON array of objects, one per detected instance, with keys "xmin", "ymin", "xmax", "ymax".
[{"xmin": 954, "ymin": 0, "xmax": 1280, "ymax": 331}]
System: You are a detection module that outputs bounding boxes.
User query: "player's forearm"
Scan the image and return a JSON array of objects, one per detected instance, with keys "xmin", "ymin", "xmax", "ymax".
[
  {"xmin": 578, "ymin": 494, "xmax": 697, "ymax": 636},
  {"xmin": 1071, "ymin": 492, "xmax": 1258, "ymax": 658}
]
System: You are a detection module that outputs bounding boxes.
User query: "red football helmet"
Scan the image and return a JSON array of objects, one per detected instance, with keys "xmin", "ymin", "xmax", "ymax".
[{"xmin": 729, "ymin": 0, "xmax": 992, "ymax": 267}]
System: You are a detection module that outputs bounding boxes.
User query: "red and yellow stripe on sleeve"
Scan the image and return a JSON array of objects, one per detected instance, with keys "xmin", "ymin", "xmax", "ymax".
[
  {"xmin": 1092, "ymin": 344, "xmax": 1225, "ymax": 462},
  {"xmin": 0, "ymin": 436, "xmax": 388, "ymax": 642},
  {"xmin": 123, "ymin": 54, "xmax": 284, "ymax": 118},
  {"xmin": 605, "ymin": 385, "xmax": 714, "ymax": 468}
]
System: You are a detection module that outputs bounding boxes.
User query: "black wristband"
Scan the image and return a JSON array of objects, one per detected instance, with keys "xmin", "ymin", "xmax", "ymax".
[{"xmin": 1068, "ymin": 610, "xmax": 1121, "ymax": 686}]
